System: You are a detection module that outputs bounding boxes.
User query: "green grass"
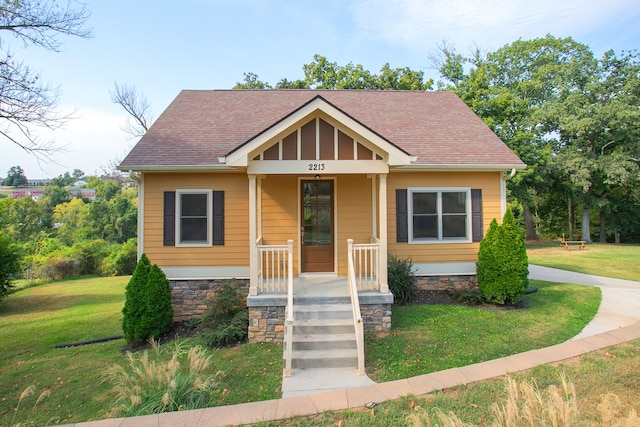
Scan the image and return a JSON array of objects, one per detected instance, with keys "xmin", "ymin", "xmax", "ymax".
[
  {"xmin": 253, "ymin": 339, "xmax": 640, "ymax": 426},
  {"xmin": 366, "ymin": 280, "xmax": 600, "ymax": 382},
  {"xmin": 0, "ymin": 277, "xmax": 282, "ymax": 426},
  {"xmin": 0, "ymin": 266, "xmax": 603, "ymax": 425},
  {"xmin": 527, "ymin": 242, "xmax": 640, "ymax": 281}
]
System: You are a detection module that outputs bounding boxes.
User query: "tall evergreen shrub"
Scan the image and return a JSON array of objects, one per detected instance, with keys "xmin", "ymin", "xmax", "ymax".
[
  {"xmin": 122, "ymin": 254, "xmax": 150, "ymax": 344},
  {"xmin": 122, "ymin": 255, "xmax": 174, "ymax": 344},
  {"xmin": 141, "ymin": 264, "xmax": 173, "ymax": 340},
  {"xmin": 477, "ymin": 208, "xmax": 529, "ymax": 305}
]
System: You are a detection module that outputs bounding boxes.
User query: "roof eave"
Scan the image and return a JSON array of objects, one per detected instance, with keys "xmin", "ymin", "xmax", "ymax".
[
  {"xmin": 116, "ymin": 164, "xmax": 240, "ymax": 173},
  {"xmin": 393, "ymin": 163, "xmax": 527, "ymax": 172}
]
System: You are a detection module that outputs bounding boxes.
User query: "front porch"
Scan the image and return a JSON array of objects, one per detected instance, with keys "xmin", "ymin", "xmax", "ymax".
[
  {"xmin": 247, "ymin": 238, "xmax": 393, "ymax": 377},
  {"xmin": 247, "ymin": 239, "xmax": 394, "ymax": 342}
]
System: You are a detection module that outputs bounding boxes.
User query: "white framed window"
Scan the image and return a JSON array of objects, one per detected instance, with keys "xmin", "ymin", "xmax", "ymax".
[
  {"xmin": 176, "ymin": 189, "xmax": 211, "ymax": 246},
  {"xmin": 408, "ymin": 188, "xmax": 471, "ymax": 243}
]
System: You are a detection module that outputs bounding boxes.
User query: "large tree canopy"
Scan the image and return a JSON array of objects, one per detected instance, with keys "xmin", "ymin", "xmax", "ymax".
[
  {"xmin": 549, "ymin": 50, "xmax": 640, "ymax": 242},
  {"xmin": 0, "ymin": 0, "xmax": 91, "ymax": 157},
  {"xmin": 234, "ymin": 54, "xmax": 433, "ymax": 91},
  {"xmin": 435, "ymin": 35, "xmax": 600, "ymax": 240}
]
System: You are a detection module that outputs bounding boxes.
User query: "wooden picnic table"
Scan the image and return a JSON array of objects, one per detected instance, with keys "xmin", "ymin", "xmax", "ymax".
[{"xmin": 561, "ymin": 240, "xmax": 586, "ymax": 250}]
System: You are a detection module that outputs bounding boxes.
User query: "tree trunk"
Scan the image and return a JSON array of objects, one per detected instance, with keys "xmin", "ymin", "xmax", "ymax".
[
  {"xmin": 568, "ymin": 197, "xmax": 573, "ymax": 239},
  {"xmin": 523, "ymin": 205, "xmax": 538, "ymax": 241},
  {"xmin": 599, "ymin": 208, "xmax": 607, "ymax": 243},
  {"xmin": 581, "ymin": 207, "xmax": 592, "ymax": 242}
]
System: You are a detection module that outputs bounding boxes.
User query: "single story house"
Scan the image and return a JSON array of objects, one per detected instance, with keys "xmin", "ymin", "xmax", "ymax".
[{"xmin": 118, "ymin": 89, "xmax": 525, "ymax": 345}]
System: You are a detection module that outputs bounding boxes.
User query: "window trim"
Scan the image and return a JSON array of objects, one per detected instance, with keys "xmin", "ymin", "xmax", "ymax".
[
  {"xmin": 407, "ymin": 187, "xmax": 472, "ymax": 244},
  {"xmin": 175, "ymin": 189, "xmax": 212, "ymax": 247}
]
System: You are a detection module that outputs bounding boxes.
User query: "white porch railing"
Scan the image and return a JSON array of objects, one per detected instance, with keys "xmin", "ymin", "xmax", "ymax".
[
  {"xmin": 351, "ymin": 236, "xmax": 381, "ymax": 291},
  {"xmin": 256, "ymin": 238, "xmax": 293, "ymax": 293},
  {"xmin": 347, "ymin": 239, "xmax": 365, "ymax": 376},
  {"xmin": 256, "ymin": 238, "xmax": 294, "ymax": 376}
]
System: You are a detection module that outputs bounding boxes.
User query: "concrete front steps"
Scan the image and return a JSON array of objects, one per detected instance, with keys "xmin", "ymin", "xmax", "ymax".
[{"xmin": 285, "ymin": 298, "xmax": 358, "ymax": 370}]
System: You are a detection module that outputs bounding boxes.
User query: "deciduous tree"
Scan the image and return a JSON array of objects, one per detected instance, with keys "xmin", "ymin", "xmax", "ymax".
[
  {"xmin": 0, "ymin": 0, "xmax": 91, "ymax": 157},
  {"xmin": 4, "ymin": 165, "xmax": 28, "ymax": 187},
  {"xmin": 110, "ymin": 83, "xmax": 154, "ymax": 138}
]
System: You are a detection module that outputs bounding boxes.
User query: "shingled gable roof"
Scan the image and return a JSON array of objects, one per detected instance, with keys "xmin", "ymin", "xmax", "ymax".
[{"xmin": 118, "ymin": 89, "xmax": 525, "ymax": 171}]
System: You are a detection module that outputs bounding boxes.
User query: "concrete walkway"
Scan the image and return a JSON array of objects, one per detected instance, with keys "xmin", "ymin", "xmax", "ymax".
[{"xmin": 72, "ymin": 266, "xmax": 640, "ymax": 427}]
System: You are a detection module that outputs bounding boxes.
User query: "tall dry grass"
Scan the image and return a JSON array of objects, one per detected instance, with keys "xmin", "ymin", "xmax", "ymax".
[
  {"xmin": 407, "ymin": 374, "xmax": 638, "ymax": 427},
  {"xmin": 103, "ymin": 340, "xmax": 225, "ymax": 416}
]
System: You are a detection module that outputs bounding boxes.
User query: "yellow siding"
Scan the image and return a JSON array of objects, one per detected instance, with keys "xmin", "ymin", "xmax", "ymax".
[
  {"xmin": 260, "ymin": 176, "xmax": 300, "ymax": 273},
  {"xmin": 387, "ymin": 171, "xmax": 503, "ymax": 264},
  {"xmin": 336, "ymin": 175, "xmax": 373, "ymax": 276},
  {"xmin": 143, "ymin": 172, "xmax": 249, "ymax": 267},
  {"xmin": 142, "ymin": 170, "xmax": 503, "ymax": 273}
]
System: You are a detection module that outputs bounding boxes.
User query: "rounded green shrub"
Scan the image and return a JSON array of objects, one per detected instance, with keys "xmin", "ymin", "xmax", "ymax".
[{"xmin": 477, "ymin": 208, "xmax": 529, "ymax": 305}]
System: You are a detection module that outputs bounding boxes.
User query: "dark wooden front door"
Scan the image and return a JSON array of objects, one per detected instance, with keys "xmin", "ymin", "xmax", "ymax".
[{"xmin": 301, "ymin": 180, "xmax": 334, "ymax": 272}]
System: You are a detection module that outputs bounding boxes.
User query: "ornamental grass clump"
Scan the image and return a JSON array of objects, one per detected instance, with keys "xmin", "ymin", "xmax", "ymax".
[
  {"xmin": 104, "ymin": 340, "xmax": 225, "ymax": 416},
  {"xmin": 476, "ymin": 208, "xmax": 529, "ymax": 305}
]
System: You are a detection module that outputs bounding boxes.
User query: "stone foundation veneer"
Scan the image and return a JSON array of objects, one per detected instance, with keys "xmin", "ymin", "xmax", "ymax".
[
  {"xmin": 169, "ymin": 278, "xmax": 250, "ymax": 323},
  {"xmin": 417, "ymin": 275, "xmax": 476, "ymax": 290},
  {"xmin": 169, "ymin": 275, "xmax": 471, "ymax": 342},
  {"xmin": 246, "ymin": 302, "xmax": 392, "ymax": 343}
]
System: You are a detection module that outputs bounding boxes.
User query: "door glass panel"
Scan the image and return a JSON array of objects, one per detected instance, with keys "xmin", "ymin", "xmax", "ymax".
[
  {"xmin": 301, "ymin": 181, "xmax": 333, "ymax": 248},
  {"xmin": 318, "ymin": 226, "xmax": 331, "ymax": 245},
  {"xmin": 303, "ymin": 226, "xmax": 317, "ymax": 245}
]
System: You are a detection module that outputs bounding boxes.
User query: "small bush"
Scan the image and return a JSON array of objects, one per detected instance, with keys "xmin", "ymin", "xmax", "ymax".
[
  {"xmin": 388, "ymin": 254, "xmax": 418, "ymax": 304},
  {"xmin": 198, "ymin": 280, "xmax": 248, "ymax": 347},
  {"xmin": 477, "ymin": 208, "xmax": 529, "ymax": 305},
  {"xmin": 448, "ymin": 280, "xmax": 484, "ymax": 305},
  {"xmin": 105, "ymin": 340, "xmax": 225, "ymax": 416},
  {"xmin": 70, "ymin": 239, "xmax": 110, "ymax": 275},
  {"xmin": 0, "ymin": 232, "xmax": 21, "ymax": 300},
  {"xmin": 100, "ymin": 238, "xmax": 138, "ymax": 276},
  {"xmin": 31, "ymin": 257, "xmax": 81, "ymax": 282}
]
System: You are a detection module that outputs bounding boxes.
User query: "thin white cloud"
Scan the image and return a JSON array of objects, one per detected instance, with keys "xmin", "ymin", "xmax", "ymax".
[
  {"xmin": 3, "ymin": 106, "xmax": 132, "ymax": 178},
  {"xmin": 350, "ymin": 0, "xmax": 638, "ymax": 54}
]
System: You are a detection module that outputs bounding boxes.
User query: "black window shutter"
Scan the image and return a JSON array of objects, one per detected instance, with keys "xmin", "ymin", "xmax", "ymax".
[
  {"xmin": 396, "ymin": 189, "xmax": 408, "ymax": 243},
  {"xmin": 212, "ymin": 190, "xmax": 224, "ymax": 245},
  {"xmin": 163, "ymin": 191, "xmax": 176, "ymax": 246},
  {"xmin": 471, "ymin": 189, "xmax": 483, "ymax": 242}
]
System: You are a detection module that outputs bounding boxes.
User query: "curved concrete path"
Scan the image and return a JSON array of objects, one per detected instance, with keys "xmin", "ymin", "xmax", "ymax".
[
  {"xmin": 71, "ymin": 266, "xmax": 640, "ymax": 427},
  {"xmin": 529, "ymin": 265, "xmax": 640, "ymax": 339}
]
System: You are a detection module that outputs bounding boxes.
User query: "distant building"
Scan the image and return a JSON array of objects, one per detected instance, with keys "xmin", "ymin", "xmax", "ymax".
[
  {"xmin": 28, "ymin": 178, "xmax": 52, "ymax": 187},
  {"xmin": 11, "ymin": 188, "xmax": 96, "ymax": 201}
]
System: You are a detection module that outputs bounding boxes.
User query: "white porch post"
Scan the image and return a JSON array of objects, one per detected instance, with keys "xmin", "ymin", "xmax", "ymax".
[
  {"xmin": 249, "ymin": 174, "xmax": 258, "ymax": 296},
  {"xmin": 378, "ymin": 174, "xmax": 389, "ymax": 292}
]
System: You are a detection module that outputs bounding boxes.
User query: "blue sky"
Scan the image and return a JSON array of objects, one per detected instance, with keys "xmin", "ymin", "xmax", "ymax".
[{"xmin": 4, "ymin": 0, "xmax": 640, "ymax": 179}]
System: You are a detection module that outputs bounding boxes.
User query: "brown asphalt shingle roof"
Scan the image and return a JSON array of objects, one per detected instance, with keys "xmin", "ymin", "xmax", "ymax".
[{"xmin": 119, "ymin": 90, "xmax": 525, "ymax": 170}]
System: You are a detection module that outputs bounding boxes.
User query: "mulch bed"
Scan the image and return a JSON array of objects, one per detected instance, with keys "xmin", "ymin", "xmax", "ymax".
[{"xmin": 406, "ymin": 289, "xmax": 527, "ymax": 310}]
